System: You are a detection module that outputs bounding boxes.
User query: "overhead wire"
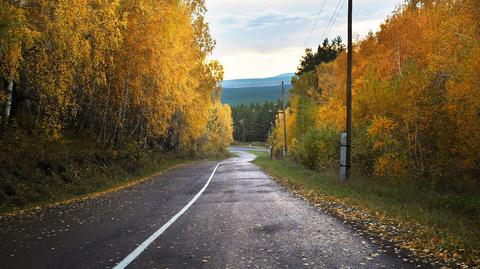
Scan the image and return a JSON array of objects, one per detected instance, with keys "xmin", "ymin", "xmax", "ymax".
[
  {"xmin": 319, "ymin": 0, "xmax": 344, "ymax": 43},
  {"xmin": 323, "ymin": 0, "xmax": 347, "ymax": 41},
  {"xmin": 303, "ymin": 0, "xmax": 327, "ymax": 49}
]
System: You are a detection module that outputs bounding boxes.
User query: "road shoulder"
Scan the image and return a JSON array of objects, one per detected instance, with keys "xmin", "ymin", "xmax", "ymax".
[{"xmin": 250, "ymin": 152, "xmax": 478, "ymax": 268}]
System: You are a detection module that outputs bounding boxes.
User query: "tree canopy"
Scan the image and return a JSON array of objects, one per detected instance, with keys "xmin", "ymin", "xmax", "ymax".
[
  {"xmin": 231, "ymin": 101, "xmax": 278, "ymax": 142},
  {"xmin": 0, "ymin": 0, "xmax": 233, "ymax": 154},
  {"xmin": 296, "ymin": 37, "xmax": 345, "ymax": 76},
  {"xmin": 271, "ymin": 0, "xmax": 480, "ymax": 189}
]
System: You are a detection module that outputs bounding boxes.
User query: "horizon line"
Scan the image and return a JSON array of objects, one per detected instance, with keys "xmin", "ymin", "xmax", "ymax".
[{"xmin": 223, "ymin": 72, "xmax": 295, "ymax": 81}]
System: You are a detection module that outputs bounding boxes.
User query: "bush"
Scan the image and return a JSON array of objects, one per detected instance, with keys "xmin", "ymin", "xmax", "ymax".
[{"xmin": 291, "ymin": 127, "xmax": 338, "ymax": 170}]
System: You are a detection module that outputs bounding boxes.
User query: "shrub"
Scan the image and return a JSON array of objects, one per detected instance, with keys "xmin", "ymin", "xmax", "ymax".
[{"xmin": 292, "ymin": 127, "xmax": 338, "ymax": 170}]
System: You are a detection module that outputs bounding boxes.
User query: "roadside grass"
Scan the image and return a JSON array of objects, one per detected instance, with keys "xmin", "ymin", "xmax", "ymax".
[
  {"xmin": 231, "ymin": 141, "xmax": 268, "ymax": 148},
  {"xmin": 0, "ymin": 151, "xmax": 190, "ymax": 215},
  {"xmin": 250, "ymin": 152, "xmax": 480, "ymax": 267},
  {"xmin": 0, "ymin": 129, "xmax": 228, "ymax": 215}
]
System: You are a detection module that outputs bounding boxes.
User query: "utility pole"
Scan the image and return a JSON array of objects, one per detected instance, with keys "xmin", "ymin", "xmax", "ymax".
[
  {"xmin": 281, "ymin": 81, "xmax": 287, "ymax": 159},
  {"xmin": 344, "ymin": 0, "xmax": 353, "ymax": 180},
  {"xmin": 273, "ymin": 82, "xmax": 288, "ymax": 160}
]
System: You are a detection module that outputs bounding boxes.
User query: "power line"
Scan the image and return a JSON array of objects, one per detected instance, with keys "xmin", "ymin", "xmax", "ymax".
[
  {"xmin": 323, "ymin": 0, "xmax": 347, "ymax": 41},
  {"xmin": 320, "ymin": 0, "xmax": 343, "ymax": 41},
  {"xmin": 303, "ymin": 0, "xmax": 327, "ymax": 48},
  {"xmin": 319, "ymin": 0, "xmax": 344, "ymax": 43},
  {"xmin": 320, "ymin": 0, "xmax": 345, "ymax": 43}
]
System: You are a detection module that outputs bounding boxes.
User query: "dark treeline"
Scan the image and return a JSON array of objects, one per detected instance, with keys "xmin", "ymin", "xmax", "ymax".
[
  {"xmin": 232, "ymin": 101, "xmax": 280, "ymax": 142},
  {"xmin": 296, "ymin": 36, "xmax": 344, "ymax": 76}
]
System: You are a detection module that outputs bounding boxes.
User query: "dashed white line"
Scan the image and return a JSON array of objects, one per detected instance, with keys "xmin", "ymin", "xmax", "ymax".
[{"xmin": 113, "ymin": 162, "xmax": 222, "ymax": 269}]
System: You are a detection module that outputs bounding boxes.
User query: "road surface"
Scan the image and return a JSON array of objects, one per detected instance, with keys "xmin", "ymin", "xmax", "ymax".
[{"xmin": 0, "ymin": 149, "xmax": 416, "ymax": 268}]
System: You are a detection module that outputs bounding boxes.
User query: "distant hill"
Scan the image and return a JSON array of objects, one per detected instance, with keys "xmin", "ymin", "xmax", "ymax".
[
  {"xmin": 222, "ymin": 85, "xmax": 292, "ymax": 107},
  {"xmin": 221, "ymin": 73, "xmax": 294, "ymax": 106},
  {"xmin": 222, "ymin": 73, "xmax": 294, "ymax": 89}
]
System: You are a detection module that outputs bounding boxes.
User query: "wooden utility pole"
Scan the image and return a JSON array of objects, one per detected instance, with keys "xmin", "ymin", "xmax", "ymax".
[
  {"xmin": 345, "ymin": 0, "xmax": 353, "ymax": 180},
  {"xmin": 282, "ymin": 81, "xmax": 287, "ymax": 159}
]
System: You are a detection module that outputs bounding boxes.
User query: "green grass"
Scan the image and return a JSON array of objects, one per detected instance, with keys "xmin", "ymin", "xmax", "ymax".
[
  {"xmin": 232, "ymin": 141, "xmax": 269, "ymax": 148},
  {"xmin": 0, "ymin": 151, "xmax": 191, "ymax": 215},
  {"xmin": 0, "ymin": 129, "xmax": 229, "ymax": 215},
  {"xmin": 250, "ymin": 152, "xmax": 480, "ymax": 266},
  {"xmin": 249, "ymin": 150, "xmax": 270, "ymax": 157}
]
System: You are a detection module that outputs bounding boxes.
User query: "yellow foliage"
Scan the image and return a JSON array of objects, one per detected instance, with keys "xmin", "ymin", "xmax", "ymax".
[
  {"xmin": 367, "ymin": 117, "xmax": 398, "ymax": 151},
  {"xmin": 279, "ymin": 0, "xmax": 480, "ymax": 181},
  {"xmin": 0, "ymin": 1, "xmax": 34, "ymax": 80},
  {"xmin": 374, "ymin": 153, "xmax": 406, "ymax": 178},
  {"xmin": 0, "ymin": 0, "xmax": 232, "ymax": 154},
  {"xmin": 200, "ymin": 101, "xmax": 233, "ymax": 153},
  {"xmin": 316, "ymin": 97, "xmax": 345, "ymax": 131}
]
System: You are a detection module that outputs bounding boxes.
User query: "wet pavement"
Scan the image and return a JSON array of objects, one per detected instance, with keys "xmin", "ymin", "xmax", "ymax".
[{"xmin": 0, "ymin": 149, "xmax": 415, "ymax": 268}]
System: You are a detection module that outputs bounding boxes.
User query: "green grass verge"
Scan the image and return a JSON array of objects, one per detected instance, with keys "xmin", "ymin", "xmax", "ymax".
[
  {"xmin": 231, "ymin": 141, "xmax": 268, "ymax": 148},
  {"xmin": 250, "ymin": 152, "xmax": 479, "ymax": 267},
  {"xmin": 0, "ymin": 129, "xmax": 230, "ymax": 215},
  {"xmin": 0, "ymin": 154, "xmax": 193, "ymax": 215}
]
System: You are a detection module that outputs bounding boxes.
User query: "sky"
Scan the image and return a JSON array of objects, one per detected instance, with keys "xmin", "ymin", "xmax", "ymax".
[{"xmin": 205, "ymin": 0, "xmax": 403, "ymax": 80}]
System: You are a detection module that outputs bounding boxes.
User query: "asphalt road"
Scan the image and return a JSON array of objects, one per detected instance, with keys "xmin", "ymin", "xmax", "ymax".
[{"xmin": 0, "ymin": 149, "xmax": 416, "ymax": 268}]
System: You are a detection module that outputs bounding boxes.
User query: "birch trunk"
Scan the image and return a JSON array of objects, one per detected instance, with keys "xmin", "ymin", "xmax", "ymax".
[{"xmin": 2, "ymin": 80, "xmax": 13, "ymax": 130}]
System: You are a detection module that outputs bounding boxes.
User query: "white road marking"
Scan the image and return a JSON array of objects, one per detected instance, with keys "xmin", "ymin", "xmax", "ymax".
[{"xmin": 113, "ymin": 162, "xmax": 222, "ymax": 269}]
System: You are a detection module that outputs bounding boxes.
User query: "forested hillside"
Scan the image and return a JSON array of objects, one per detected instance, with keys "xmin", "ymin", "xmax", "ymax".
[
  {"xmin": 221, "ymin": 73, "xmax": 294, "ymax": 88},
  {"xmin": 231, "ymin": 101, "xmax": 278, "ymax": 142},
  {"xmin": 270, "ymin": 0, "xmax": 479, "ymax": 189},
  {"xmin": 221, "ymin": 73, "xmax": 293, "ymax": 106},
  {"xmin": 0, "ymin": 0, "xmax": 232, "ymax": 209},
  {"xmin": 222, "ymin": 86, "xmax": 291, "ymax": 106}
]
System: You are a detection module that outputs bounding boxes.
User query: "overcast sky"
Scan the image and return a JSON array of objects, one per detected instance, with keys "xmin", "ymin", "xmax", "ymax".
[{"xmin": 205, "ymin": 0, "xmax": 403, "ymax": 80}]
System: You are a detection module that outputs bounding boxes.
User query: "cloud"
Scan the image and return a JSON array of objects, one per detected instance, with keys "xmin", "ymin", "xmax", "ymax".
[
  {"xmin": 214, "ymin": 46, "xmax": 305, "ymax": 80},
  {"xmin": 205, "ymin": 0, "xmax": 403, "ymax": 79},
  {"xmin": 217, "ymin": 10, "xmax": 314, "ymax": 32}
]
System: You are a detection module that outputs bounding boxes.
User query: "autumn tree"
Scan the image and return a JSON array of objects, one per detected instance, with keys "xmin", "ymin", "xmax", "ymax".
[
  {"xmin": 0, "ymin": 0, "xmax": 32, "ymax": 130},
  {"xmin": 271, "ymin": 0, "xmax": 480, "ymax": 188},
  {"xmin": 0, "ymin": 0, "xmax": 233, "ymax": 155}
]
